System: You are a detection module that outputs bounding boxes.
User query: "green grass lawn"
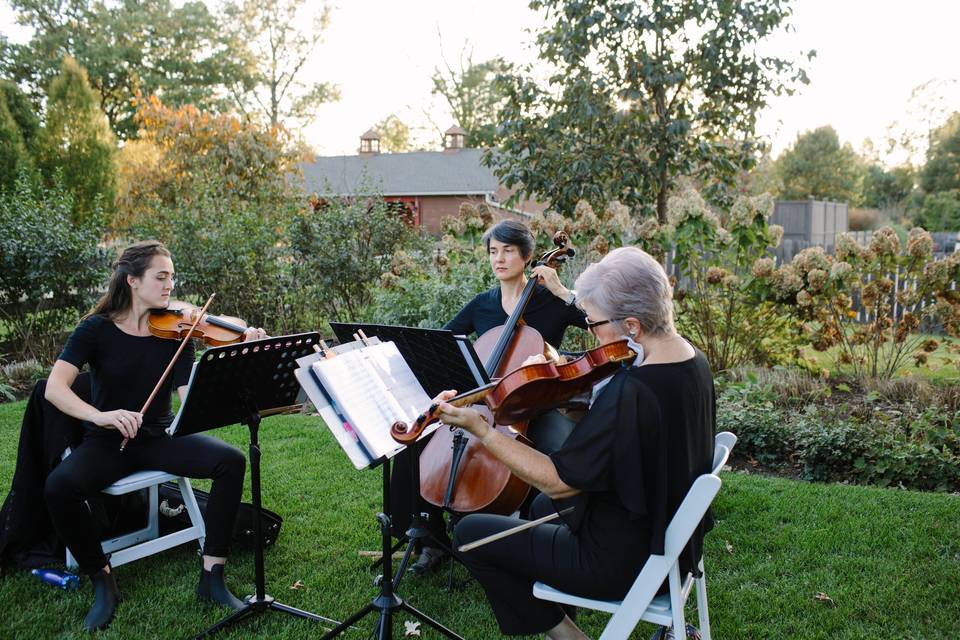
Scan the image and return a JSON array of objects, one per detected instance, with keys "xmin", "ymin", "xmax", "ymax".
[{"xmin": 0, "ymin": 398, "xmax": 958, "ymax": 639}]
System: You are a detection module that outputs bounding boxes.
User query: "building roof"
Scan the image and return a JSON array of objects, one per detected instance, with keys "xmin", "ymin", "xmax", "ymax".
[{"xmin": 300, "ymin": 148, "xmax": 500, "ymax": 197}]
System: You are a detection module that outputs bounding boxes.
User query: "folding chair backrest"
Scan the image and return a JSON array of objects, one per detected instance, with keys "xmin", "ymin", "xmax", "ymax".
[
  {"xmin": 711, "ymin": 444, "xmax": 730, "ymax": 475},
  {"xmin": 600, "ymin": 474, "xmax": 722, "ymax": 640},
  {"xmin": 715, "ymin": 431, "xmax": 737, "ymax": 454}
]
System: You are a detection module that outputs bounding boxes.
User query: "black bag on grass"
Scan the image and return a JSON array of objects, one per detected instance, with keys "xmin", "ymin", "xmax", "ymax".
[{"xmin": 157, "ymin": 482, "xmax": 282, "ymax": 550}]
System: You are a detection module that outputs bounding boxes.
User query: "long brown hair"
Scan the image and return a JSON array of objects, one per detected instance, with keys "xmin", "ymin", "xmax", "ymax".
[{"xmin": 86, "ymin": 240, "xmax": 171, "ymax": 319}]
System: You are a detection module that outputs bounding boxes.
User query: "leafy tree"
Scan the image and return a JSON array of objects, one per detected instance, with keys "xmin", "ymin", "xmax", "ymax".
[
  {"xmin": 223, "ymin": 0, "xmax": 339, "ymax": 129},
  {"xmin": 375, "ymin": 114, "xmax": 411, "ymax": 153},
  {"xmin": 914, "ymin": 191, "xmax": 960, "ymax": 232},
  {"xmin": 861, "ymin": 164, "xmax": 914, "ymax": 210},
  {"xmin": 36, "ymin": 56, "xmax": 116, "ymax": 223},
  {"xmin": 0, "ymin": 80, "xmax": 40, "ymax": 154},
  {"xmin": 431, "ymin": 51, "xmax": 511, "ymax": 148},
  {"xmin": 0, "ymin": 98, "xmax": 31, "ymax": 190},
  {"xmin": 115, "ymin": 94, "xmax": 301, "ymax": 230},
  {"xmin": 1, "ymin": 0, "xmax": 249, "ymax": 140},
  {"xmin": 775, "ymin": 126, "xmax": 863, "ymax": 204},
  {"xmin": 488, "ymin": 0, "xmax": 811, "ymax": 222},
  {"xmin": 920, "ymin": 112, "xmax": 960, "ymax": 194}
]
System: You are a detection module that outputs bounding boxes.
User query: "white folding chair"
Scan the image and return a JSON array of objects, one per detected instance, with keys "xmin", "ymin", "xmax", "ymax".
[
  {"xmin": 533, "ymin": 473, "xmax": 723, "ymax": 640},
  {"xmin": 714, "ymin": 431, "xmax": 738, "ymax": 463},
  {"xmin": 62, "ymin": 449, "xmax": 206, "ymax": 570}
]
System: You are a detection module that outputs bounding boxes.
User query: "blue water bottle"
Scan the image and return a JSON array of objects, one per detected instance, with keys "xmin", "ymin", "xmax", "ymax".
[{"xmin": 31, "ymin": 568, "xmax": 80, "ymax": 591}]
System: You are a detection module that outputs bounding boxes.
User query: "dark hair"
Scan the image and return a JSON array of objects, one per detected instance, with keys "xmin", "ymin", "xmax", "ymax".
[
  {"xmin": 481, "ymin": 219, "xmax": 535, "ymax": 260},
  {"xmin": 86, "ymin": 240, "xmax": 171, "ymax": 319}
]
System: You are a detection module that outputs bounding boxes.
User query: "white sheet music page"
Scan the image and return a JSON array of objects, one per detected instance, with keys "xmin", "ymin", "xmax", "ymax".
[{"xmin": 310, "ymin": 341, "xmax": 432, "ymax": 460}]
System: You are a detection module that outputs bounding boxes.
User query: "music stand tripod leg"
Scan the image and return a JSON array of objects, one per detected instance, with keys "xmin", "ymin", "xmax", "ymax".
[
  {"xmin": 321, "ymin": 458, "xmax": 464, "ymax": 640},
  {"xmin": 195, "ymin": 408, "xmax": 334, "ymax": 639}
]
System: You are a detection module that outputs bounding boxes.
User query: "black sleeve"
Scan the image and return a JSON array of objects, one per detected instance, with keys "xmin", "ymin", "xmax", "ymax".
[
  {"xmin": 565, "ymin": 299, "xmax": 588, "ymax": 330},
  {"xmin": 172, "ymin": 339, "xmax": 196, "ymax": 388},
  {"xmin": 549, "ymin": 377, "xmax": 621, "ymax": 491},
  {"xmin": 550, "ymin": 372, "xmax": 665, "ymax": 532},
  {"xmin": 58, "ymin": 316, "xmax": 100, "ymax": 370},
  {"xmin": 444, "ymin": 296, "xmax": 478, "ymax": 336}
]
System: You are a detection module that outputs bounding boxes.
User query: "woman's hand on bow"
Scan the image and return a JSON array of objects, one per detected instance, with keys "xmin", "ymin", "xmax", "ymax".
[{"xmin": 93, "ymin": 409, "xmax": 143, "ymax": 439}]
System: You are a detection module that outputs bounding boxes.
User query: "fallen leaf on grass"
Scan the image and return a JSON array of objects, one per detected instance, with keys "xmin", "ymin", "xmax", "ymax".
[
  {"xmin": 290, "ymin": 580, "xmax": 304, "ymax": 590},
  {"xmin": 724, "ymin": 541, "xmax": 734, "ymax": 555},
  {"xmin": 814, "ymin": 592, "xmax": 835, "ymax": 607},
  {"xmin": 404, "ymin": 620, "xmax": 421, "ymax": 636}
]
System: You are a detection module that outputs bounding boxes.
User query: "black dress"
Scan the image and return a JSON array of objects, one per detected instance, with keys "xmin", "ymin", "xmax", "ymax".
[
  {"xmin": 452, "ymin": 349, "xmax": 715, "ymax": 635},
  {"xmin": 389, "ymin": 284, "xmax": 587, "ymax": 547},
  {"xmin": 445, "ymin": 283, "xmax": 587, "ymax": 347}
]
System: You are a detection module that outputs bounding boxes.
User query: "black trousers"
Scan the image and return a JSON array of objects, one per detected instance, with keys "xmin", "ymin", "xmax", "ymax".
[
  {"xmin": 389, "ymin": 409, "xmax": 576, "ymax": 548},
  {"xmin": 453, "ymin": 495, "xmax": 646, "ymax": 636},
  {"xmin": 44, "ymin": 431, "xmax": 245, "ymax": 575}
]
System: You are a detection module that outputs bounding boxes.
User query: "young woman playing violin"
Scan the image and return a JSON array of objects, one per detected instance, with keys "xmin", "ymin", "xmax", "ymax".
[
  {"xmin": 43, "ymin": 240, "xmax": 268, "ymax": 631},
  {"xmin": 436, "ymin": 247, "xmax": 715, "ymax": 639},
  {"xmin": 392, "ymin": 219, "xmax": 587, "ymax": 576}
]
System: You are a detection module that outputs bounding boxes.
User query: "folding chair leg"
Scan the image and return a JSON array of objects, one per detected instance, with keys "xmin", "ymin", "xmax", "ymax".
[
  {"xmin": 178, "ymin": 477, "xmax": 206, "ymax": 552},
  {"xmin": 668, "ymin": 565, "xmax": 686, "ymax": 635},
  {"xmin": 695, "ymin": 572, "xmax": 711, "ymax": 640}
]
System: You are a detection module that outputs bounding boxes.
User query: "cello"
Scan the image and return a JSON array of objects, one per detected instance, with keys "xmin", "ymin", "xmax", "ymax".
[{"xmin": 416, "ymin": 233, "xmax": 575, "ymax": 515}]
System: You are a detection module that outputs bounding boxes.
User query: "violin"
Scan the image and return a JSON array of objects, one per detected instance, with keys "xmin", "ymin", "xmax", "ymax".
[
  {"xmin": 392, "ymin": 339, "xmax": 635, "ymax": 443},
  {"xmin": 415, "ymin": 232, "xmax": 577, "ymax": 515},
  {"xmin": 148, "ymin": 301, "xmax": 247, "ymax": 346}
]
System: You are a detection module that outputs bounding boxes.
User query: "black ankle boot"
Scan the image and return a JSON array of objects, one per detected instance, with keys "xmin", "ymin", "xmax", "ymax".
[
  {"xmin": 197, "ymin": 564, "xmax": 245, "ymax": 610},
  {"xmin": 83, "ymin": 568, "xmax": 121, "ymax": 632}
]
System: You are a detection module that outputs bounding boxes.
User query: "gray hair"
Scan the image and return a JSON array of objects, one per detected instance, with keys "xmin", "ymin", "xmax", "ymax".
[{"xmin": 574, "ymin": 246, "xmax": 675, "ymax": 336}]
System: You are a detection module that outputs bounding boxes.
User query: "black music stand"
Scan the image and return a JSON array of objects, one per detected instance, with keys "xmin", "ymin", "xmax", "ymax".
[
  {"xmin": 328, "ymin": 323, "xmax": 487, "ymax": 583},
  {"xmin": 295, "ymin": 336, "xmax": 465, "ymax": 640},
  {"xmin": 169, "ymin": 332, "xmax": 336, "ymax": 639}
]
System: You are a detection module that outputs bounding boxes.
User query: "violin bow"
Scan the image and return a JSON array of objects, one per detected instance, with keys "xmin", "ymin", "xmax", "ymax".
[
  {"xmin": 457, "ymin": 506, "xmax": 574, "ymax": 553},
  {"xmin": 120, "ymin": 293, "xmax": 216, "ymax": 452}
]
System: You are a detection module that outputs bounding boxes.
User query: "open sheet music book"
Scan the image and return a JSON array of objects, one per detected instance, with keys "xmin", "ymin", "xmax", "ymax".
[{"xmin": 298, "ymin": 340, "xmax": 436, "ymax": 469}]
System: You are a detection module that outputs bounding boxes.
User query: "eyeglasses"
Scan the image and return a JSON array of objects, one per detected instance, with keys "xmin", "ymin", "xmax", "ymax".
[{"xmin": 584, "ymin": 316, "xmax": 618, "ymax": 331}]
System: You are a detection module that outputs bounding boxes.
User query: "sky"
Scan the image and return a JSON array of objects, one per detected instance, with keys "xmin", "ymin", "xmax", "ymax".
[{"xmin": 2, "ymin": 0, "xmax": 959, "ymax": 165}]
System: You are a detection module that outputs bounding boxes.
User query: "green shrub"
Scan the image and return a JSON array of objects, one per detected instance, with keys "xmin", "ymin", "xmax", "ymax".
[
  {"xmin": 288, "ymin": 195, "xmax": 417, "ymax": 328},
  {"xmin": 0, "ymin": 359, "xmax": 45, "ymax": 402},
  {"xmin": 719, "ymin": 380, "xmax": 960, "ymax": 492},
  {"xmin": 717, "ymin": 380, "xmax": 794, "ymax": 467},
  {"xmin": 133, "ymin": 175, "xmax": 294, "ymax": 331},
  {"xmin": 0, "ymin": 171, "xmax": 108, "ymax": 362}
]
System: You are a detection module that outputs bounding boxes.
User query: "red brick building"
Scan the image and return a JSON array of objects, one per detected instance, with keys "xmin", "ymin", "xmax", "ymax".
[{"xmin": 300, "ymin": 126, "xmax": 545, "ymax": 234}]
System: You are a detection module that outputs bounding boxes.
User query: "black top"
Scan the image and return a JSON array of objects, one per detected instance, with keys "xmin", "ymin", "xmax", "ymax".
[
  {"xmin": 444, "ymin": 283, "xmax": 587, "ymax": 347},
  {"xmin": 58, "ymin": 314, "xmax": 195, "ymax": 437},
  {"xmin": 550, "ymin": 348, "xmax": 715, "ymax": 577}
]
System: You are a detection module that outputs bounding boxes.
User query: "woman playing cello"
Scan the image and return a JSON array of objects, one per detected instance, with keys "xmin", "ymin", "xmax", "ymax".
[
  {"xmin": 43, "ymin": 240, "xmax": 267, "ymax": 631},
  {"xmin": 437, "ymin": 247, "xmax": 715, "ymax": 639},
  {"xmin": 392, "ymin": 219, "xmax": 587, "ymax": 575}
]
